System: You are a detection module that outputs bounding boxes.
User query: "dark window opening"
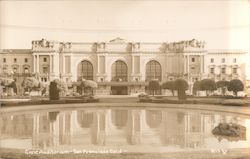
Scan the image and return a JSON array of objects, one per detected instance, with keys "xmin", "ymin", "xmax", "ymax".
[
  {"xmin": 146, "ymin": 60, "xmax": 162, "ymax": 82},
  {"xmin": 111, "ymin": 60, "xmax": 128, "ymax": 82}
]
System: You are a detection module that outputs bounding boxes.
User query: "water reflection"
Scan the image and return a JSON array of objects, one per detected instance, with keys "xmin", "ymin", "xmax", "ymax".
[{"xmin": 0, "ymin": 107, "xmax": 249, "ymax": 152}]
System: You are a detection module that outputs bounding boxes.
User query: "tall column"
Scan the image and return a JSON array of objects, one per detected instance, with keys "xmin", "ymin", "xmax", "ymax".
[
  {"xmin": 104, "ymin": 56, "xmax": 107, "ymax": 74},
  {"xmin": 132, "ymin": 55, "xmax": 134, "ymax": 74},
  {"xmin": 184, "ymin": 55, "xmax": 187, "ymax": 74},
  {"xmin": 49, "ymin": 54, "xmax": 52, "ymax": 73},
  {"xmin": 200, "ymin": 55, "xmax": 204, "ymax": 74},
  {"xmin": 62, "ymin": 55, "xmax": 65, "ymax": 74},
  {"xmin": 36, "ymin": 55, "xmax": 39, "ymax": 73},
  {"xmin": 97, "ymin": 55, "xmax": 100, "ymax": 74},
  {"xmin": 33, "ymin": 54, "xmax": 36, "ymax": 73},
  {"xmin": 52, "ymin": 55, "xmax": 54, "ymax": 73},
  {"xmin": 187, "ymin": 55, "xmax": 190, "ymax": 81}
]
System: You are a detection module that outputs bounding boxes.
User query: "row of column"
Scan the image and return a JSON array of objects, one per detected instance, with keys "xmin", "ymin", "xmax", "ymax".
[{"xmin": 33, "ymin": 54, "xmax": 54, "ymax": 73}]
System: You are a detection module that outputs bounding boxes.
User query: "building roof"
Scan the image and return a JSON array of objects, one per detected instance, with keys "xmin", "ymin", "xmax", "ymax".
[
  {"xmin": 207, "ymin": 49, "xmax": 247, "ymax": 54},
  {"xmin": 0, "ymin": 49, "xmax": 32, "ymax": 54}
]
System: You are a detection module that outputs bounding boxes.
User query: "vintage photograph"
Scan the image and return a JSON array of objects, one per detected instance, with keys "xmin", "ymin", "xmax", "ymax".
[{"xmin": 0, "ymin": 0, "xmax": 249, "ymax": 159}]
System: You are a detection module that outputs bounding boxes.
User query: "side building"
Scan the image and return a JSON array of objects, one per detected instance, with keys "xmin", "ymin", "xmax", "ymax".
[{"xmin": 0, "ymin": 38, "xmax": 248, "ymax": 95}]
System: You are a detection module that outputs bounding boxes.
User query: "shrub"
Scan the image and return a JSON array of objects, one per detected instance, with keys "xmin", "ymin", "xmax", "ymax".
[
  {"xmin": 161, "ymin": 81, "xmax": 176, "ymax": 96},
  {"xmin": 49, "ymin": 81, "xmax": 59, "ymax": 100},
  {"xmin": 192, "ymin": 81, "xmax": 200, "ymax": 96},
  {"xmin": 216, "ymin": 80, "xmax": 229, "ymax": 96},
  {"xmin": 174, "ymin": 78, "xmax": 188, "ymax": 100},
  {"xmin": 148, "ymin": 80, "xmax": 160, "ymax": 96},
  {"xmin": 0, "ymin": 77, "xmax": 14, "ymax": 86},
  {"xmin": 199, "ymin": 79, "xmax": 216, "ymax": 96},
  {"xmin": 53, "ymin": 79, "xmax": 68, "ymax": 97},
  {"xmin": 22, "ymin": 77, "xmax": 44, "ymax": 94},
  {"xmin": 227, "ymin": 79, "xmax": 244, "ymax": 96}
]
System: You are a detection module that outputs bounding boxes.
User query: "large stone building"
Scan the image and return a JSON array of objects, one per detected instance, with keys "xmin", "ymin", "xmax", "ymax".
[{"xmin": 0, "ymin": 38, "xmax": 248, "ymax": 95}]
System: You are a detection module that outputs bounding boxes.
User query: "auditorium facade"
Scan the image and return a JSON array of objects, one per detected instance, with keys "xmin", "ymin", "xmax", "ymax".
[{"xmin": 0, "ymin": 38, "xmax": 248, "ymax": 95}]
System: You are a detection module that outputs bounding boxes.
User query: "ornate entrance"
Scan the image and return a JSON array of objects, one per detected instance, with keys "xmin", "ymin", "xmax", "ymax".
[
  {"xmin": 111, "ymin": 86, "xmax": 128, "ymax": 95},
  {"xmin": 110, "ymin": 60, "xmax": 128, "ymax": 95}
]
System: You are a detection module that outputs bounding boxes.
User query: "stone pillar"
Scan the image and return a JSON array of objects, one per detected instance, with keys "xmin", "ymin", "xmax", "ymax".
[
  {"xmin": 52, "ymin": 55, "xmax": 54, "ymax": 73},
  {"xmin": 33, "ymin": 54, "xmax": 36, "ymax": 73},
  {"xmin": 36, "ymin": 55, "xmax": 39, "ymax": 73},
  {"xmin": 132, "ymin": 55, "xmax": 134, "ymax": 74},
  {"xmin": 62, "ymin": 55, "xmax": 65, "ymax": 74},
  {"xmin": 49, "ymin": 54, "xmax": 52, "ymax": 73},
  {"xmin": 200, "ymin": 55, "xmax": 204, "ymax": 74},
  {"xmin": 187, "ymin": 55, "xmax": 190, "ymax": 81},
  {"xmin": 104, "ymin": 56, "xmax": 107, "ymax": 74},
  {"xmin": 184, "ymin": 55, "xmax": 187, "ymax": 74},
  {"xmin": 97, "ymin": 55, "xmax": 100, "ymax": 74}
]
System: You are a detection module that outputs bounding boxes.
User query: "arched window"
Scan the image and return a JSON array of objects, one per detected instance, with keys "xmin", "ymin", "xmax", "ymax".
[
  {"xmin": 77, "ymin": 60, "xmax": 93, "ymax": 80},
  {"xmin": 111, "ymin": 60, "xmax": 127, "ymax": 82},
  {"xmin": 146, "ymin": 60, "xmax": 162, "ymax": 81}
]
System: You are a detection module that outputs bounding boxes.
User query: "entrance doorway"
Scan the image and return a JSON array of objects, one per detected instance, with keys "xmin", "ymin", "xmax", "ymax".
[{"xmin": 111, "ymin": 86, "xmax": 128, "ymax": 95}]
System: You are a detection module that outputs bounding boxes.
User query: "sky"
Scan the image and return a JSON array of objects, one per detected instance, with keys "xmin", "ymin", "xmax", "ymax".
[{"xmin": 0, "ymin": 0, "xmax": 249, "ymax": 50}]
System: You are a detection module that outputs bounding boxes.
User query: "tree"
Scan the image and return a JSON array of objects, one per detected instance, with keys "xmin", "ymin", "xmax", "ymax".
[
  {"xmin": 0, "ymin": 77, "xmax": 14, "ymax": 86},
  {"xmin": 227, "ymin": 79, "xmax": 244, "ymax": 96},
  {"xmin": 22, "ymin": 77, "xmax": 44, "ymax": 94},
  {"xmin": 83, "ymin": 80, "xmax": 98, "ymax": 95},
  {"xmin": 49, "ymin": 81, "xmax": 59, "ymax": 100},
  {"xmin": 75, "ymin": 79, "xmax": 98, "ymax": 95},
  {"xmin": 174, "ymin": 78, "xmax": 188, "ymax": 100},
  {"xmin": 0, "ymin": 77, "xmax": 16, "ymax": 95},
  {"xmin": 148, "ymin": 80, "xmax": 160, "ymax": 96},
  {"xmin": 216, "ymin": 80, "xmax": 229, "ymax": 96},
  {"xmin": 193, "ymin": 81, "xmax": 200, "ymax": 96},
  {"xmin": 53, "ymin": 79, "xmax": 68, "ymax": 97},
  {"xmin": 199, "ymin": 79, "xmax": 216, "ymax": 96},
  {"xmin": 161, "ymin": 81, "xmax": 176, "ymax": 96}
]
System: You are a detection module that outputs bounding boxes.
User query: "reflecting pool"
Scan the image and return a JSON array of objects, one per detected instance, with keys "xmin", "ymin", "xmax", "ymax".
[{"xmin": 0, "ymin": 107, "xmax": 249, "ymax": 153}]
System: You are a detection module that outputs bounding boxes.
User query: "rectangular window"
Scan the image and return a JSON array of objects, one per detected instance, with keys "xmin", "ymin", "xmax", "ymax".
[
  {"xmin": 210, "ymin": 68, "xmax": 214, "ymax": 74},
  {"xmin": 3, "ymin": 67, "xmax": 7, "ymax": 73},
  {"xmin": 191, "ymin": 57, "xmax": 195, "ymax": 62},
  {"xmin": 25, "ymin": 58, "xmax": 28, "ymax": 63},
  {"xmin": 221, "ymin": 68, "xmax": 226, "ymax": 74},
  {"xmin": 3, "ymin": 58, "xmax": 6, "ymax": 63},
  {"xmin": 14, "ymin": 58, "xmax": 17, "ymax": 63},
  {"xmin": 24, "ymin": 68, "xmax": 29, "ymax": 73},
  {"xmin": 233, "ymin": 68, "xmax": 237, "ymax": 74},
  {"xmin": 222, "ymin": 58, "xmax": 225, "ymax": 63},
  {"xmin": 43, "ymin": 67, "xmax": 48, "ymax": 73},
  {"xmin": 13, "ymin": 68, "xmax": 17, "ymax": 73},
  {"xmin": 43, "ymin": 58, "xmax": 47, "ymax": 62},
  {"xmin": 233, "ymin": 58, "xmax": 237, "ymax": 63},
  {"xmin": 210, "ymin": 58, "xmax": 214, "ymax": 63}
]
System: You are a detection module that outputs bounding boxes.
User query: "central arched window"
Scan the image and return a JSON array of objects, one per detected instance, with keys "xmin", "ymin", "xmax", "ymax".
[
  {"xmin": 146, "ymin": 60, "xmax": 162, "ymax": 81},
  {"xmin": 77, "ymin": 60, "xmax": 93, "ymax": 80},
  {"xmin": 111, "ymin": 60, "xmax": 127, "ymax": 82}
]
